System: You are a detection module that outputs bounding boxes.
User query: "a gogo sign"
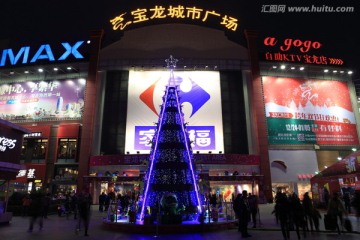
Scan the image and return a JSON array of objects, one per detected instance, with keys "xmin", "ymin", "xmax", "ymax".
[
  {"xmin": 0, "ymin": 41, "xmax": 85, "ymax": 67},
  {"xmin": 0, "ymin": 136, "xmax": 17, "ymax": 152}
]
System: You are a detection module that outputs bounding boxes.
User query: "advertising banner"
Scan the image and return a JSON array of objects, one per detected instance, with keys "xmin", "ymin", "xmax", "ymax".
[
  {"xmin": 263, "ymin": 76, "xmax": 359, "ymax": 145},
  {"xmin": 0, "ymin": 78, "xmax": 86, "ymax": 121},
  {"xmin": 125, "ymin": 70, "xmax": 224, "ymax": 153}
]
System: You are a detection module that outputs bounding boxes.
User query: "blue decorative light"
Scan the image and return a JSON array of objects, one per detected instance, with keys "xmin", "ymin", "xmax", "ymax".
[{"xmin": 140, "ymin": 56, "xmax": 202, "ymax": 221}]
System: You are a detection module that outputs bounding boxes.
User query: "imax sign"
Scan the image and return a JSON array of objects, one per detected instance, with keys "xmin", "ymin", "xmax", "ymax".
[{"xmin": 0, "ymin": 41, "xmax": 85, "ymax": 67}]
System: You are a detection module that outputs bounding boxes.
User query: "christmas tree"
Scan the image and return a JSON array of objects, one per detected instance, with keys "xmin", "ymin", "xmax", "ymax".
[{"xmin": 139, "ymin": 56, "xmax": 202, "ymax": 222}]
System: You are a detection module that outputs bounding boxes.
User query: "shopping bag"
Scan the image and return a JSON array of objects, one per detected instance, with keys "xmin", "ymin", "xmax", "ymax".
[
  {"xmin": 344, "ymin": 218, "xmax": 352, "ymax": 232},
  {"xmin": 324, "ymin": 214, "xmax": 336, "ymax": 230}
]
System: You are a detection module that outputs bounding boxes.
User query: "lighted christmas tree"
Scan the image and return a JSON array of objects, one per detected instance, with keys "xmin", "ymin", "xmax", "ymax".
[{"xmin": 139, "ymin": 56, "xmax": 202, "ymax": 222}]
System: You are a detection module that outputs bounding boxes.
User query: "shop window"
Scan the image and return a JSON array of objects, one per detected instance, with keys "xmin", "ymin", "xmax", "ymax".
[
  {"xmin": 20, "ymin": 139, "xmax": 48, "ymax": 163},
  {"xmin": 58, "ymin": 138, "xmax": 77, "ymax": 163}
]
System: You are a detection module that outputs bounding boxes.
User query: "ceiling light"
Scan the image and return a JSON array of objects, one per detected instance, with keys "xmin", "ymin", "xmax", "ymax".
[
  {"xmin": 280, "ymin": 65, "xmax": 286, "ymax": 70},
  {"xmin": 38, "ymin": 68, "xmax": 43, "ymax": 72},
  {"xmin": 324, "ymin": 69, "xmax": 329, "ymax": 73},
  {"xmin": 348, "ymin": 71, "xmax": 353, "ymax": 75},
  {"xmin": 53, "ymin": 67, "xmax": 58, "ymax": 71},
  {"xmin": 299, "ymin": 67, "xmax": 304, "ymax": 70}
]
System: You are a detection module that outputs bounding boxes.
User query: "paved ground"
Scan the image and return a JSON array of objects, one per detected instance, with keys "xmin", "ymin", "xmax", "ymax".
[{"xmin": 1, "ymin": 204, "xmax": 359, "ymax": 240}]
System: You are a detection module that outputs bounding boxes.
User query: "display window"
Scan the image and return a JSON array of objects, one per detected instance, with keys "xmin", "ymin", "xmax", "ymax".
[{"xmin": 57, "ymin": 138, "xmax": 77, "ymax": 163}]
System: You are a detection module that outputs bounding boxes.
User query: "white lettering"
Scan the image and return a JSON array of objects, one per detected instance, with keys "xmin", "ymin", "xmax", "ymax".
[{"xmin": 0, "ymin": 136, "xmax": 17, "ymax": 152}]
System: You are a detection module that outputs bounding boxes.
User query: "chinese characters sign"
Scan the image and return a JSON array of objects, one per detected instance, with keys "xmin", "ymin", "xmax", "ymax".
[
  {"xmin": 0, "ymin": 78, "xmax": 86, "ymax": 121},
  {"xmin": 135, "ymin": 126, "xmax": 215, "ymax": 150},
  {"xmin": 263, "ymin": 36, "xmax": 344, "ymax": 66},
  {"xmin": 263, "ymin": 76, "xmax": 359, "ymax": 145},
  {"xmin": 110, "ymin": 5, "xmax": 239, "ymax": 32},
  {"xmin": 125, "ymin": 70, "xmax": 224, "ymax": 153}
]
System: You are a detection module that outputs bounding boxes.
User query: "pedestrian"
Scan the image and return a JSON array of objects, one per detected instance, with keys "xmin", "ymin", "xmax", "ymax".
[
  {"xmin": 275, "ymin": 192, "xmax": 291, "ymax": 240},
  {"xmin": 302, "ymin": 192, "xmax": 314, "ymax": 232},
  {"xmin": 235, "ymin": 190, "xmax": 251, "ymax": 238},
  {"xmin": 22, "ymin": 193, "xmax": 31, "ymax": 217},
  {"xmin": 343, "ymin": 192, "xmax": 352, "ymax": 214},
  {"xmin": 233, "ymin": 193, "xmax": 242, "ymax": 232},
  {"xmin": 327, "ymin": 192, "xmax": 347, "ymax": 235},
  {"xmin": 71, "ymin": 191, "xmax": 78, "ymax": 219},
  {"xmin": 27, "ymin": 191, "xmax": 45, "ymax": 232},
  {"xmin": 289, "ymin": 193, "xmax": 306, "ymax": 240},
  {"xmin": 351, "ymin": 191, "xmax": 360, "ymax": 225},
  {"xmin": 76, "ymin": 189, "xmax": 92, "ymax": 236},
  {"xmin": 99, "ymin": 192, "xmax": 106, "ymax": 212},
  {"xmin": 248, "ymin": 193, "xmax": 258, "ymax": 228},
  {"xmin": 43, "ymin": 192, "xmax": 51, "ymax": 219}
]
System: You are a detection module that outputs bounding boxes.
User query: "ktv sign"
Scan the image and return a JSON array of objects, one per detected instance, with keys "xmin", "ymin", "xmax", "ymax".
[{"xmin": 0, "ymin": 41, "xmax": 85, "ymax": 67}]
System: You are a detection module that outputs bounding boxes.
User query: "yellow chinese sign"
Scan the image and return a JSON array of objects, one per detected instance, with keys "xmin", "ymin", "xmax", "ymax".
[{"xmin": 110, "ymin": 5, "xmax": 238, "ymax": 31}]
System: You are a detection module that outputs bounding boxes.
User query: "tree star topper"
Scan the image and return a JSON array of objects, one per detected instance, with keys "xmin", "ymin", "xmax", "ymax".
[{"xmin": 165, "ymin": 55, "xmax": 178, "ymax": 69}]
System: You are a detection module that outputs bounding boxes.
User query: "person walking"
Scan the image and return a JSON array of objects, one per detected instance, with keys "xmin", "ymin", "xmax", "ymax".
[
  {"xmin": 43, "ymin": 192, "xmax": 51, "ymax": 219},
  {"xmin": 289, "ymin": 193, "xmax": 306, "ymax": 240},
  {"xmin": 22, "ymin": 194, "xmax": 31, "ymax": 217},
  {"xmin": 99, "ymin": 192, "xmax": 106, "ymax": 212},
  {"xmin": 275, "ymin": 192, "xmax": 291, "ymax": 240},
  {"xmin": 248, "ymin": 193, "xmax": 258, "ymax": 228},
  {"xmin": 235, "ymin": 190, "xmax": 251, "ymax": 238},
  {"xmin": 327, "ymin": 192, "xmax": 348, "ymax": 235},
  {"xmin": 27, "ymin": 191, "xmax": 45, "ymax": 232},
  {"xmin": 76, "ymin": 190, "xmax": 92, "ymax": 236},
  {"xmin": 352, "ymin": 191, "xmax": 360, "ymax": 226},
  {"xmin": 302, "ymin": 192, "xmax": 314, "ymax": 232}
]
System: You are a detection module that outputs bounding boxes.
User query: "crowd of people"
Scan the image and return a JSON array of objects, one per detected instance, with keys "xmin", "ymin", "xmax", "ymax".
[
  {"xmin": 17, "ymin": 187, "xmax": 360, "ymax": 239},
  {"xmin": 22, "ymin": 189, "xmax": 93, "ymax": 237},
  {"xmin": 271, "ymin": 190, "xmax": 360, "ymax": 240}
]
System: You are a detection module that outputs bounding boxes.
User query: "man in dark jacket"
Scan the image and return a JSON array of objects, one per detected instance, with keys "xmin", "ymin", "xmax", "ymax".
[{"xmin": 234, "ymin": 190, "xmax": 251, "ymax": 238}]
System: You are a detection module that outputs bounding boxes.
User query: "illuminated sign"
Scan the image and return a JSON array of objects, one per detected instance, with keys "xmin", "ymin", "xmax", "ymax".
[
  {"xmin": 263, "ymin": 76, "xmax": 359, "ymax": 145},
  {"xmin": 125, "ymin": 70, "xmax": 224, "ymax": 153},
  {"xmin": 0, "ymin": 78, "xmax": 86, "ymax": 121},
  {"xmin": 16, "ymin": 168, "xmax": 36, "ymax": 179},
  {"xmin": 263, "ymin": 36, "xmax": 344, "ymax": 65},
  {"xmin": 0, "ymin": 136, "xmax": 16, "ymax": 152},
  {"xmin": 110, "ymin": 5, "xmax": 238, "ymax": 31},
  {"xmin": 0, "ymin": 41, "xmax": 85, "ymax": 67},
  {"xmin": 24, "ymin": 132, "xmax": 42, "ymax": 138}
]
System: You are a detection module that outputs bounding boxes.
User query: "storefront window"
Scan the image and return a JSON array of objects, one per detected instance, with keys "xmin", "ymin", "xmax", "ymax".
[
  {"xmin": 20, "ymin": 139, "xmax": 48, "ymax": 163},
  {"xmin": 57, "ymin": 138, "xmax": 77, "ymax": 163}
]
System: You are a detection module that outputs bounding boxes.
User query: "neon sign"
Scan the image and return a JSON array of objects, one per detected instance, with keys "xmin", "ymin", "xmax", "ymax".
[
  {"xmin": 0, "ymin": 41, "xmax": 85, "ymax": 67},
  {"xmin": 263, "ymin": 36, "xmax": 344, "ymax": 66},
  {"xmin": 0, "ymin": 136, "xmax": 17, "ymax": 152},
  {"xmin": 110, "ymin": 5, "xmax": 238, "ymax": 31}
]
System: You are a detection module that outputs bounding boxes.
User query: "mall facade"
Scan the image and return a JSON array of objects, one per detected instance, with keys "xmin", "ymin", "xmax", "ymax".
[{"xmin": 0, "ymin": 2, "xmax": 359, "ymax": 204}]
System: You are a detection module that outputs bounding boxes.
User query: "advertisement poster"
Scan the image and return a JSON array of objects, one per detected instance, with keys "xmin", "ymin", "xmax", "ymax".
[
  {"xmin": 263, "ymin": 76, "xmax": 359, "ymax": 145},
  {"xmin": 0, "ymin": 79, "xmax": 86, "ymax": 121},
  {"xmin": 125, "ymin": 70, "xmax": 224, "ymax": 153}
]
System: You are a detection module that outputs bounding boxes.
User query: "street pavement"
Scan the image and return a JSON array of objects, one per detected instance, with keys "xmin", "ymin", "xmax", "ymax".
[{"xmin": 0, "ymin": 203, "xmax": 359, "ymax": 240}]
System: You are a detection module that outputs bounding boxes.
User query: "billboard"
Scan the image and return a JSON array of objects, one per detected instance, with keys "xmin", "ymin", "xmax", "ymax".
[
  {"xmin": 263, "ymin": 76, "xmax": 359, "ymax": 145},
  {"xmin": 125, "ymin": 70, "xmax": 224, "ymax": 153},
  {"xmin": 0, "ymin": 78, "xmax": 86, "ymax": 121}
]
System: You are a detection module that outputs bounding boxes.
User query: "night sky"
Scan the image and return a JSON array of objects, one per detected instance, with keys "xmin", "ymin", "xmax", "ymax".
[{"xmin": 0, "ymin": 0, "xmax": 359, "ymax": 78}]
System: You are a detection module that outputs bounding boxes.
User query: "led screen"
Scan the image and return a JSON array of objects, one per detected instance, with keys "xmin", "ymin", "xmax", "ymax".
[
  {"xmin": 125, "ymin": 70, "xmax": 224, "ymax": 153},
  {"xmin": 263, "ymin": 76, "xmax": 359, "ymax": 145},
  {"xmin": 0, "ymin": 79, "xmax": 86, "ymax": 121}
]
